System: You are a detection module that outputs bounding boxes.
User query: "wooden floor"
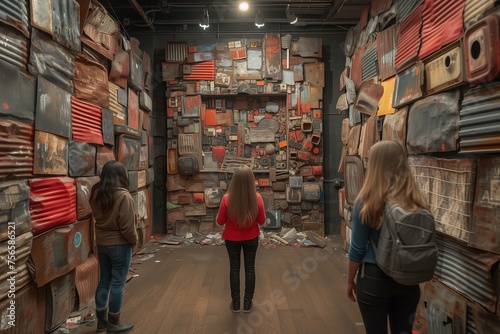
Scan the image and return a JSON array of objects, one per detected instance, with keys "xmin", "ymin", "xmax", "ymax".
[{"xmin": 74, "ymin": 235, "xmax": 365, "ymax": 334}]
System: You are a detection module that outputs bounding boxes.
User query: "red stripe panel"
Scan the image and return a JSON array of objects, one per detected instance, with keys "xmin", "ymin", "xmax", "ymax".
[
  {"xmin": 29, "ymin": 177, "xmax": 77, "ymax": 235},
  {"xmin": 71, "ymin": 97, "xmax": 103, "ymax": 145},
  {"xmin": 395, "ymin": 5, "xmax": 424, "ymax": 72},
  {"xmin": 184, "ymin": 60, "xmax": 215, "ymax": 81}
]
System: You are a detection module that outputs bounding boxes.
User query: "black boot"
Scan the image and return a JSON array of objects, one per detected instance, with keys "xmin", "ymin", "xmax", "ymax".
[
  {"xmin": 107, "ymin": 312, "xmax": 134, "ymax": 333},
  {"xmin": 243, "ymin": 299, "xmax": 252, "ymax": 313},
  {"xmin": 96, "ymin": 308, "xmax": 107, "ymax": 332},
  {"xmin": 230, "ymin": 299, "xmax": 240, "ymax": 313}
]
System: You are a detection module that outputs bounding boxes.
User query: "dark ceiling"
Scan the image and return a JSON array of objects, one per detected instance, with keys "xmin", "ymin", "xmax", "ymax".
[{"xmin": 98, "ymin": 0, "xmax": 369, "ymax": 33}]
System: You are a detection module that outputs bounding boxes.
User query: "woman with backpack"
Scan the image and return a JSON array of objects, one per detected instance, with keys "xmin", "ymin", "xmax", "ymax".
[{"xmin": 346, "ymin": 140, "xmax": 431, "ymax": 334}]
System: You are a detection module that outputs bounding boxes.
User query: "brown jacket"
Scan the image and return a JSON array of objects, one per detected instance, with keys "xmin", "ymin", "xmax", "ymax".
[{"xmin": 91, "ymin": 188, "xmax": 138, "ymax": 246}]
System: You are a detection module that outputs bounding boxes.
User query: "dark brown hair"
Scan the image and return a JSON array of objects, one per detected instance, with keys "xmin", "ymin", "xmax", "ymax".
[{"xmin": 90, "ymin": 160, "xmax": 129, "ymax": 212}]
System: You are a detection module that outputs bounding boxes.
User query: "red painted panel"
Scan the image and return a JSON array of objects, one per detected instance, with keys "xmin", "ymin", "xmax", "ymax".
[
  {"xmin": 395, "ymin": 5, "xmax": 424, "ymax": 72},
  {"xmin": 377, "ymin": 24, "xmax": 400, "ymax": 81},
  {"xmin": 29, "ymin": 177, "xmax": 77, "ymax": 235},
  {"xmin": 75, "ymin": 254, "xmax": 99, "ymax": 310},
  {"xmin": 71, "ymin": 97, "xmax": 103, "ymax": 145},
  {"xmin": 419, "ymin": 0, "xmax": 465, "ymax": 59},
  {"xmin": 128, "ymin": 89, "xmax": 139, "ymax": 130},
  {"xmin": 183, "ymin": 60, "xmax": 215, "ymax": 81}
]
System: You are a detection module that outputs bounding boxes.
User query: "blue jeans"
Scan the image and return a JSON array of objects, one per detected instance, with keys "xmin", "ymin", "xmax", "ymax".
[
  {"xmin": 225, "ymin": 237, "xmax": 259, "ymax": 302},
  {"xmin": 95, "ymin": 244, "xmax": 132, "ymax": 313}
]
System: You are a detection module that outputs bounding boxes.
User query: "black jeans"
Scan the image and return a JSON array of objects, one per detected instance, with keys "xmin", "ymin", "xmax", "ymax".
[
  {"xmin": 356, "ymin": 263, "xmax": 420, "ymax": 334},
  {"xmin": 225, "ymin": 237, "xmax": 259, "ymax": 302}
]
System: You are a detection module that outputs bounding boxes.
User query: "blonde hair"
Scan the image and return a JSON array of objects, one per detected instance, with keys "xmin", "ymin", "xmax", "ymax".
[
  {"xmin": 227, "ymin": 166, "xmax": 259, "ymax": 227},
  {"xmin": 356, "ymin": 140, "xmax": 428, "ymax": 229}
]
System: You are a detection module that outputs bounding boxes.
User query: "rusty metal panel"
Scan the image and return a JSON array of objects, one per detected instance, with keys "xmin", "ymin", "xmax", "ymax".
[
  {"xmin": 69, "ymin": 141, "xmax": 96, "ymax": 177},
  {"xmin": 362, "ymin": 42, "xmax": 379, "ymax": 82},
  {"xmin": 81, "ymin": 1, "xmax": 118, "ymax": 60},
  {"xmin": 109, "ymin": 46, "xmax": 129, "ymax": 89},
  {"xmin": 161, "ymin": 62, "xmax": 181, "ymax": 81},
  {"xmin": 355, "ymin": 82, "xmax": 384, "ymax": 115},
  {"xmin": 435, "ymin": 235, "xmax": 499, "ymax": 314},
  {"xmin": 187, "ymin": 51, "xmax": 213, "ymax": 63},
  {"xmin": 0, "ymin": 25, "xmax": 29, "ymax": 70},
  {"xmin": 395, "ymin": 5, "xmax": 423, "ymax": 73},
  {"xmin": 265, "ymin": 33, "xmax": 281, "ymax": 81},
  {"xmin": 165, "ymin": 42, "xmax": 188, "ymax": 62},
  {"xmin": 377, "ymin": 24, "xmax": 399, "ymax": 81},
  {"xmin": 344, "ymin": 155, "xmax": 364, "ymax": 206},
  {"xmin": 116, "ymin": 135, "xmax": 140, "ymax": 171},
  {"xmin": 215, "ymin": 50, "xmax": 232, "ymax": 67},
  {"xmin": 290, "ymin": 37, "xmax": 322, "ymax": 58},
  {"xmin": 250, "ymin": 128, "xmax": 275, "ymax": 143},
  {"xmin": 460, "ymin": 81, "xmax": 500, "ymax": 153},
  {"xmin": 181, "ymin": 95, "xmax": 201, "ymax": 118},
  {"xmin": 101, "ymin": 107, "xmax": 114, "ymax": 146},
  {"xmin": 468, "ymin": 301, "xmax": 500, "ymax": 334},
  {"xmin": 351, "ymin": 46, "xmax": 365, "ymax": 90},
  {"xmin": 45, "ymin": 270, "xmax": 76, "ymax": 331},
  {"xmin": 71, "ymin": 96, "xmax": 103, "ymax": 145},
  {"xmin": 378, "ymin": 76, "xmax": 396, "ymax": 116},
  {"xmin": 75, "ymin": 176, "xmax": 99, "ymax": 220},
  {"xmin": 33, "ymin": 130, "xmax": 68, "ymax": 175},
  {"xmin": 247, "ymin": 48, "xmax": 263, "ymax": 70},
  {"xmin": 0, "ymin": 180, "xmax": 31, "ymax": 242},
  {"xmin": 29, "ymin": 177, "xmax": 77, "ymax": 235},
  {"xmin": 382, "ymin": 105, "xmax": 408, "ymax": 147},
  {"xmin": 75, "ymin": 253, "xmax": 98, "ymax": 311},
  {"xmin": 108, "ymin": 82, "xmax": 126, "ymax": 125},
  {"xmin": 178, "ymin": 134, "xmax": 201, "ymax": 156},
  {"xmin": 469, "ymin": 156, "xmax": 500, "ymax": 254},
  {"xmin": 0, "ymin": 0, "xmax": 29, "ymax": 37},
  {"xmin": 409, "ymin": 156, "xmax": 476, "ymax": 243},
  {"xmin": 464, "ymin": 14, "xmax": 500, "ymax": 85},
  {"xmin": 464, "ymin": 0, "xmax": 496, "ymax": 29},
  {"xmin": 407, "ymin": 90, "xmax": 460, "ymax": 154},
  {"xmin": 344, "ymin": 25, "xmax": 360, "ymax": 57},
  {"xmin": 183, "ymin": 60, "xmax": 215, "ymax": 81},
  {"xmin": 424, "ymin": 41, "xmax": 465, "ymax": 95},
  {"xmin": 53, "ymin": 0, "xmax": 81, "ymax": 51},
  {"xmin": 359, "ymin": 5, "xmax": 370, "ymax": 29},
  {"xmin": 233, "ymin": 59, "xmax": 262, "ymax": 80},
  {"xmin": 129, "ymin": 37, "xmax": 144, "ymax": 92},
  {"xmin": 128, "ymin": 170, "xmax": 138, "ymax": 192},
  {"xmin": 138, "ymin": 169, "xmax": 146, "ymax": 189},
  {"xmin": 358, "ymin": 114, "xmax": 379, "ymax": 168},
  {"xmin": 128, "ymin": 89, "xmax": 139, "ymax": 130},
  {"xmin": 140, "ymin": 92, "xmax": 152, "ymax": 113},
  {"xmin": 0, "ymin": 231, "xmax": 32, "ymax": 300},
  {"xmin": 392, "ymin": 62, "xmax": 425, "ymax": 108},
  {"xmin": 347, "ymin": 124, "xmax": 361, "ymax": 155},
  {"xmin": 0, "ymin": 59, "xmax": 35, "ymax": 124},
  {"xmin": 304, "ymin": 62, "xmax": 324, "ymax": 87},
  {"xmin": 371, "ymin": 0, "xmax": 394, "ymax": 18},
  {"xmin": 96, "ymin": 145, "xmax": 115, "ymax": 175},
  {"xmin": 0, "ymin": 120, "xmax": 33, "ymax": 181},
  {"xmin": 0, "ymin": 284, "xmax": 39, "ymax": 334},
  {"xmin": 29, "ymin": 28, "xmax": 75, "ymax": 93},
  {"xmin": 397, "ymin": 0, "xmax": 424, "ymax": 23},
  {"xmin": 36, "ymin": 76, "xmax": 71, "ymax": 138},
  {"xmin": 419, "ymin": 0, "xmax": 465, "ymax": 60},
  {"xmin": 215, "ymin": 66, "xmax": 232, "ymax": 87},
  {"xmin": 143, "ymin": 51, "xmax": 152, "ymax": 92},
  {"xmin": 74, "ymin": 53, "xmax": 109, "ymax": 108}
]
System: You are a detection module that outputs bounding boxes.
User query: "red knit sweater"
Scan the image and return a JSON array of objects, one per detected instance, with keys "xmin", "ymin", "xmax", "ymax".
[{"xmin": 216, "ymin": 193, "xmax": 266, "ymax": 241}]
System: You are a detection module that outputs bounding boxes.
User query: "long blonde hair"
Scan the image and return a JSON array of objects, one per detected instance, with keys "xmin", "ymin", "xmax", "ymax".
[
  {"xmin": 357, "ymin": 140, "xmax": 428, "ymax": 229},
  {"xmin": 227, "ymin": 166, "xmax": 259, "ymax": 227}
]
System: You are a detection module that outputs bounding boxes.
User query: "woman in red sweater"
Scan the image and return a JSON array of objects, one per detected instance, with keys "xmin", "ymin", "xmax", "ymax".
[{"xmin": 217, "ymin": 166, "xmax": 266, "ymax": 313}]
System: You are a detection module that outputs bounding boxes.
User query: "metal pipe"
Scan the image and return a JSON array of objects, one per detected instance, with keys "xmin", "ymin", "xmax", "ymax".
[{"xmin": 128, "ymin": 0, "xmax": 155, "ymax": 31}]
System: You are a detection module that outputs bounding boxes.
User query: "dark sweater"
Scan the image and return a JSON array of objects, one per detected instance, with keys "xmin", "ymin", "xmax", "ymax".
[{"xmin": 90, "ymin": 187, "xmax": 138, "ymax": 246}]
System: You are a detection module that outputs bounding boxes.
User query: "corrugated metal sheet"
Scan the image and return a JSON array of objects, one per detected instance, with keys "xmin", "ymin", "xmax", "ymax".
[
  {"xmin": 33, "ymin": 130, "xmax": 68, "ymax": 175},
  {"xmin": 464, "ymin": 0, "xmax": 496, "ymax": 29},
  {"xmin": 469, "ymin": 156, "xmax": 500, "ymax": 254},
  {"xmin": 29, "ymin": 28, "xmax": 75, "ymax": 93},
  {"xmin": 351, "ymin": 46, "xmax": 365, "ymax": 90},
  {"xmin": 0, "ymin": 58, "xmax": 35, "ymax": 124},
  {"xmin": 359, "ymin": 6, "xmax": 370, "ymax": 29},
  {"xmin": 407, "ymin": 89, "xmax": 460, "ymax": 154},
  {"xmin": 183, "ymin": 60, "xmax": 215, "ymax": 81},
  {"xmin": 178, "ymin": 134, "xmax": 201, "ymax": 156},
  {"xmin": 424, "ymin": 41, "xmax": 465, "ymax": 95},
  {"xmin": 0, "ymin": 284, "xmax": 38, "ymax": 334},
  {"xmin": 101, "ymin": 108, "xmax": 114, "ymax": 146},
  {"xmin": 377, "ymin": 24, "xmax": 399, "ymax": 81},
  {"xmin": 0, "ymin": 120, "xmax": 33, "ymax": 181},
  {"xmin": 0, "ymin": 0, "xmax": 29, "ymax": 37},
  {"xmin": 74, "ymin": 53, "xmax": 109, "ymax": 108},
  {"xmin": 409, "ymin": 156, "xmax": 476, "ymax": 243},
  {"xmin": 71, "ymin": 97, "xmax": 103, "ymax": 145},
  {"xmin": 29, "ymin": 177, "xmax": 77, "ymax": 236},
  {"xmin": 128, "ymin": 90, "xmax": 139, "ymax": 130},
  {"xmin": 468, "ymin": 301, "xmax": 500, "ymax": 334},
  {"xmin": 358, "ymin": 114, "xmax": 378, "ymax": 168},
  {"xmin": 116, "ymin": 135, "xmax": 141, "ymax": 171},
  {"xmin": 36, "ymin": 76, "xmax": 71, "ymax": 139},
  {"xmin": 75, "ymin": 176, "xmax": 99, "ymax": 220},
  {"xmin": 109, "ymin": 46, "xmax": 129, "ymax": 89},
  {"xmin": 371, "ymin": 0, "xmax": 393, "ymax": 18},
  {"xmin": 129, "ymin": 37, "xmax": 144, "ymax": 92},
  {"xmin": 435, "ymin": 235, "xmax": 499, "ymax": 314},
  {"xmin": 265, "ymin": 33, "xmax": 282, "ymax": 81},
  {"xmin": 108, "ymin": 82, "xmax": 126, "ymax": 125},
  {"xmin": 75, "ymin": 253, "xmax": 98, "ymax": 311},
  {"xmin": 96, "ymin": 145, "xmax": 115, "ymax": 175},
  {"xmin": 382, "ymin": 105, "xmax": 408, "ymax": 148},
  {"xmin": 464, "ymin": 14, "xmax": 500, "ymax": 85},
  {"xmin": 392, "ymin": 62, "xmax": 425, "ymax": 108},
  {"xmin": 355, "ymin": 82, "xmax": 384, "ymax": 115},
  {"xmin": 290, "ymin": 37, "xmax": 322, "ymax": 58},
  {"xmin": 166, "ymin": 42, "xmax": 188, "ymax": 62},
  {"xmin": 460, "ymin": 81, "xmax": 500, "ymax": 153},
  {"xmin": 143, "ymin": 51, "xmax": 152, "ymax": 92},
  {"xmin": 81, "ymin": 1, "xmax": 118, "ymax": 60},
  {"xmin": 395, "ymin": 5, "xmax": 423, "ymax": 73},
  {"xmin": 69, "ymin": 141, "xmax": 96, "ymax": 177},
  {"xmin": 419, "ymin": 0, "xmax": 465, "ymax": 60},
  {"xmin": 0, "ymin": 25, "xmax": 29, "ymax": 70},
  {"xmin": 45, "ymin": 270, "xmax": 76, "ymax": 331},
  {"xmin": 0, "ymin": 231, "xmax": 32, "ymax": 299},
  {"xmin": 0, "ymin": 180, "xmax": 31, "ymax": 242},
  {"xmin": 397, "ymin": 0, "xmax": 424, "ymax": 23},
  {"xmin": 344, "ymin": 155, "xmax": 364, "ymax": 206}
]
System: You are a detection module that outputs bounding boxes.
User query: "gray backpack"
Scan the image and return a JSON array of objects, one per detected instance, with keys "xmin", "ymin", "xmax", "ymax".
[{"xmin": 371, "ymin": 202, "xmax": 438, "ymax": 285}]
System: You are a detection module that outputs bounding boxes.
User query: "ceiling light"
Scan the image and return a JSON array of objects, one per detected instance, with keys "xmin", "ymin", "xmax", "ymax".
[
  {"xmin": 199, "ymin": 8, "xmax": 209, "ymax": 29},
  {"xmin": 255, "ymin": 8, "xmax": 264, "ymax": 28},
  {"xmin": 286, "ymin": 5, "xmax": 298, "ymax": 25},
  {"xmin": 239, "ymin": 2, "xmax": 249, "ymax": 11}
]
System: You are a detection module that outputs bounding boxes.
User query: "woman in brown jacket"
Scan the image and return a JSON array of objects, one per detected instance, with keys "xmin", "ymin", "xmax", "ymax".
[{"xmin": 90, "ymin": 161, "xmax": 137, "ymax": 333}]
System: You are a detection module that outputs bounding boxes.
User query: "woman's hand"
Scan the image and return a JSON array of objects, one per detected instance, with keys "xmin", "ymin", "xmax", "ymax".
[{"xmin": 346, "ymin": 281, "xmax": 357, "ymax": 303}]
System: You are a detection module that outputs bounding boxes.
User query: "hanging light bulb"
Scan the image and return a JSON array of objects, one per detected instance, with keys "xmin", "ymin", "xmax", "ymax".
[
  {"xmin": 285, "ymin": 5, "xmax": 298, "ymax": 25},
  {"xmin": 255, "ymin": 8, "xmax": 264, "ymax": 28},
  {"xmin": 239, "ymin": 2, "xmax": 249, "ymax": 11},
  {"xmin": 199, "ymin": 8, "xmax": 209, "ymax": 29}
]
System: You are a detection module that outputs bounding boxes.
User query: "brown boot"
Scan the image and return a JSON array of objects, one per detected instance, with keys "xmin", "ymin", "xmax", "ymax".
[{"xmin": 107, "ymin": 312, "xmax": 134, "ymax": 333}]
